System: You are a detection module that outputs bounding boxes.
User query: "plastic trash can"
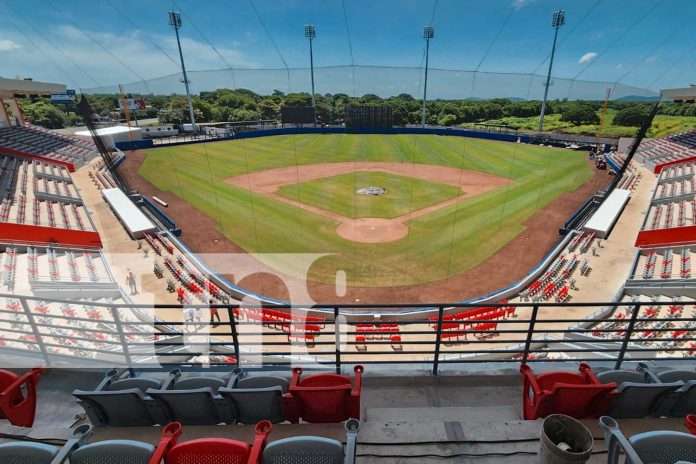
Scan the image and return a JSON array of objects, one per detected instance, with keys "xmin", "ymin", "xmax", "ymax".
[{"xmin": 539, "ymin": 414, "xmax": 594, "ymax": 464}]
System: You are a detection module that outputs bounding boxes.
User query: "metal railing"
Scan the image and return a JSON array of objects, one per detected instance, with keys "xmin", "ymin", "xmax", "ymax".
[{"xmin": 0, "ymin": 294, "xmax": 694, "ymax": 374}]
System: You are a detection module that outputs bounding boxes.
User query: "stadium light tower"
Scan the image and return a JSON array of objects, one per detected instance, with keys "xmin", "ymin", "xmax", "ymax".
[
  {"xmin": 538, "ymin": 9, "xmax": 565, "ymax": 132},
  {"xmin": 168, "ymin": 11, "xmax": 197, "ymax": 133},
  {"xmin": 421, "ymin": 26, "xmax": 435, "ymax": 128},
  {"xmin": 305, "ymin": 24, "xmax": 317, "ymax": 123}
]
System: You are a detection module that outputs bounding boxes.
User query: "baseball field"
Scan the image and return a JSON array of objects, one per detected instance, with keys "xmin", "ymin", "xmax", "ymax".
[{"xmin": 135, "ymin": 134, "xmax": 594, "ymax": 289}]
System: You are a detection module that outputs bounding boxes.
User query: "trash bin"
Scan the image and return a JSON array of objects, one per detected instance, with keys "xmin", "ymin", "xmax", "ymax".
[{"xmin": 538, "ymin": 414, "xmax": 594, "ymax": 464}]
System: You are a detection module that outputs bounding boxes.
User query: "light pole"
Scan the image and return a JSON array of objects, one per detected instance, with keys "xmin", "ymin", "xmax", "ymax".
[
  {"xmin": 168, "ymin": 11, "xmax": 197, "ymax": 133},
  {"xmin": 538, "ymin": 9, "xmax": 565, "ymax": 133},
  {"xmin": 305, "ymin": 24, "xmax": 316, "ymax": 125},
  {"xmin": 422, "ymin": 26, "xmax": 434, "ymax": 128}
]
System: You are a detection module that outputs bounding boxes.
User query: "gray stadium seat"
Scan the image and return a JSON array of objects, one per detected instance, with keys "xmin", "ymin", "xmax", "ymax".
[
  {"xmin": 596, "ymin": 369, "xmax": 683, "ymax": 418},
  {"xmin": 600, "ymin": 415, "xmax": 696, "ymax": 464},
  {"xmin": 68, "ymin": 440, "xmax": 156, "ymax": 464},
  {"xmin": 262, "ymin": 418, "xmax": 360, "ymax": 464},
  {"xmin": 653, "ymin": 369, "xmax": 696, "ymax": 417},
  {"xmin": 147, "ymin": 387, "xmax": 231, "ymax": 425},
  {"xmin": 72, "ymin": 370, "xmax": 166, "ymax": 427},
  {"xmin": 219, "ymin": 386, "xmax": 285, "ymax": 424},
  {"xmin": 0, "ymin": 442, "xmax": 58, "ymax": 464}
]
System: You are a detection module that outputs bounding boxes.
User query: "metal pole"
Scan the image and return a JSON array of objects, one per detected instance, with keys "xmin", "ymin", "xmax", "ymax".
[
  {"xmin": 615, "ymin": 302, "xmax": 641, "ymax": 370},
  {"xmin": 334, "ymin": 307, "xmax": 341, "ymax": 374},
  {"xmin": 421, "ymin": 37, "xmax": 431, "ymax": 128},
  {"xmin": 227, "ymin": 306, "xmax": 241, "ymax": 369},
  {"xmin": 111, "ymin": 305, "xmax": 135, "ymax": 376},
  {"xmin": 19, "ymin": 297, "xmax": 50, "ymax": 366},
  {"xmin": 432, "ymin": 305, "xmax": 444, "ymax": 375},
  {"xmin": 309, "ymin": 37, "xmax": 316, "ymax": 110},
  {"xmin": 521, "ymin": 304, "xmax": 539, "ymax": 364},
  {"xmin": 538, "ymin": 11, "xmax": 564, "ymax": 132},
  {"xmin": 171, "ymin": 14, "xmax": 197, "ymax": 133}
]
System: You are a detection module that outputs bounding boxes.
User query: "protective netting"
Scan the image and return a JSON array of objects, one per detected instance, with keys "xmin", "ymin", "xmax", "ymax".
[{"xmin": 81, "ymin": 66, "xmax": 657, "ymax": 101}]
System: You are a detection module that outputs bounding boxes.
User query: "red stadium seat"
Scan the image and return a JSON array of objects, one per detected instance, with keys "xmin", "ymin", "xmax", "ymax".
[
  {"xmin": 686, "ymin": 414, "xmax": 696, "ymax": 435},
  {"xmin": 284, "ymin": 365, "xmax": 363, "ymax": 423},
  {"xmin": 520, "ymin": 363, "xmax": 616, "ymax": 420},
  {"xmin": 0, "ymin": 367, "xmax": 44, "ymax": 427},
  {"xmin": 151, "ymin": 420, "xmax": 271, "ymax": 464}
]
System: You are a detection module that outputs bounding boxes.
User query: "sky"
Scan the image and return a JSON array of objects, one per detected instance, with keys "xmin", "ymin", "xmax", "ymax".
[{"xmin": 0, "ymin": 0, "xmax": 695, "ymax": 99}]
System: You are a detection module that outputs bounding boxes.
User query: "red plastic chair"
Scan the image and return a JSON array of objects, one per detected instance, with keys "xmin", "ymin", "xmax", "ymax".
[
  {"xmin": 686, "ymin": 414, "xmax": 696, "ymax": 435},
  {"xmin": 520, "ymin": 363, "xmax": 616, "ymax": 420},
  {"xmin": 284, "ymin": 365, "xmax": 363, "ymax": 423},
  {"xmin": 0, "ymin": 367, "xmax": 45, "ymax": 427},
  {"xmin": 159, "ymin": 420, "xmax": 271, "ymax": 464}
]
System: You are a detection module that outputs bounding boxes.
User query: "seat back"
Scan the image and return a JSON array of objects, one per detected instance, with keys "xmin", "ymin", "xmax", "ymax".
[
  {"xmin": 73, "ymin": 389, "xmax": 154, "ymax": 427},
  {"xmin": 541, "ymin": 383, "xmax": 616, "ymax": 419},
  {"xmin": 0, "ymin": 442, "xmax": 57, "ymax": 464},
  {"xmin": 237, "ymin": 376, "xmax": 289, "ymax": 393},
  {"xmin": 289, "ymin": 385, "xmax": 352, "ymax": 423},
  {"xmin": 262, "ymin": 437, "xmax": 344, "ymax": 464},
  {"xmin": 172, "ymin": 376, "xmax": 225, "ymax": 391},
  {"xmin": 166, "ymin": 438, "xmax": 250, "ymax": 464},
  {"xmin": 0, "ymin": 368, "xmax": 44, "ymax": 427},
  {"xmin": 220, "ymin": 386, "xmax": 284, "ymax": 424},
  {"xmin": 107, "ymin": 378, "xmax": 161, "ymax": 392},
  {"xmin": 147, "ymin": 388, "xmax": 225, "ymax": 425},
  {"xmin": 630, "ymin": 431, "xmax": 696, "ymax": 463},
  {"xmin": 68, "ymin": 440, "xmax": 155, "ymax": 464},
  {"xmin": 597, "ymin": 370, "xmax": 683, "ymax": 418}
]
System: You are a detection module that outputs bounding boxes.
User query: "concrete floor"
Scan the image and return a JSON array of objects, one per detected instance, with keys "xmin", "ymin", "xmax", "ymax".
[{"xmin": 0, "ymin": 365, "xmax": 692, "ymax": 464}]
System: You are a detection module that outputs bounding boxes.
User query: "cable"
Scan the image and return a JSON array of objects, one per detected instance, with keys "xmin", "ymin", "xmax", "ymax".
[
  {"xmin": 105, "ymin": 0, "xmax": 178, "ymax": 66},
  {"xmin": 429, "ymin": 0, "xmax": 439, "ymax": 25},
  {"xmin": 615, "ymin": 10, "xmax": 696, "ymax": 84},
  {"xmin": 470, "ymin": 6, "xmax": 516, "ymax": 97},
  {"xmin": 572, "ymin": 0, "xmax": 664, "ymax": 80},
  {"xmin": 648, "ymin": 31, "xmax": 696, "ymax": 89},
  {"xmin": 46, "ymin": 0, "xmax": 150, "ymax": 89},
  {"xmin": 341, "ymin": 0, "xmax": 356, "ymax": 98},
  {"xmin": 0, "ymin": 0, "xmax": 97, "ymax": 87},
  {"xmin": 443, "ymin": 142, "xmax": 469, "ymax": 296},
  {"xmin": 248, "ymin": 0, "xmax": 291, "ymax": 93},
  {"xmin": 170, "ymin": 0, "xmax": 237, "ymax": 89}
]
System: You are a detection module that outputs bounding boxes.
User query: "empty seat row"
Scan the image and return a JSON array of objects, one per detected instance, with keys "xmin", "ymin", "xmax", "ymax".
[
  {"xmin": 520, "ymin": 363, "xmax": 696, "ymax": 420},
  {"xmin": 75, "ymin": 365, "xmax": 363, "ymax": 427},
  {"xmin": 0, "ymin": 418, "xmax": 360, "ymax": 464}
]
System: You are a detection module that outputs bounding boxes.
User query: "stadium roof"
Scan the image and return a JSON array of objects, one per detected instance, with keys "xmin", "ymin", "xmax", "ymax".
[{"xmin": 0, "ymin": 77, "xmax": 66, "ymax": 98}]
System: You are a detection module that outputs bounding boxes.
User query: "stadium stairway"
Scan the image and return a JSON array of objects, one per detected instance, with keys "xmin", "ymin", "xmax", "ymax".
[{"xmin": 4, "ymin": 366, "xmax": 692, "ymax": 464}]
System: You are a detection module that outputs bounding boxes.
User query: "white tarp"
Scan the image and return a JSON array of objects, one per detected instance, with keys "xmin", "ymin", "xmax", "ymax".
[
  {"xmin": 583, "ymin": 188, "xmax": 631, "ymax": 238},
  {"xmin": 102, "ymin": 188, "xmax": 155, "ymax": 239}
]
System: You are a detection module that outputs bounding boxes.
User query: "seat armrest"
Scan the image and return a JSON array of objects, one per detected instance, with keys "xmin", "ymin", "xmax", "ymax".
[
  {"xmin": 226, "ymin": 368, "xmax": 243, "ymax": 388},
  {"xmin": 520, "ymin": 364, "xmax": 542, "ymax": 400},
  {"xmin": 344, "ymin": 419, "xmax": 360, "ymax": 464},
  {"xmin": 637, "ymin": 363, "xmax": 662, "ymax": 383},
  {"xmin": 162, "ymin": 369, "xmax": 182, "ymax": 390},
  {"xmin": 246, "ymin": 421, "xmax": 271, "ymax": 464},
  {"xmin": 49, "ymin": 424, "xmax": 92, "ymax": 464},
  {"xmin": 598, "ymin": 416, "xmax": 644, "ymax": 464},
  {"xmin": 290, "ymin": 368, "xmax": 302, "ymax": 388},
  {"xmin": 351, "ymin": 365, "xmax": 363, "ymax": 398},
  {"xmin": 1, "ymin": 367, "xmax": 44, "ymax": 397},
  {"xmin": 94, "ymin": 368, "xmax": 123, "ymax": 391},
  {"xmin": 147, "ymin": 422, "xmax": 182, "ymax": 464}
]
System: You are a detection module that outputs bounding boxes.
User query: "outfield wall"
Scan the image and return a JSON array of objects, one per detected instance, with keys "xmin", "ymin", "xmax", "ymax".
[{"xmin": 116, "ymin": 126, "xmax": 527, "ymax": 151}]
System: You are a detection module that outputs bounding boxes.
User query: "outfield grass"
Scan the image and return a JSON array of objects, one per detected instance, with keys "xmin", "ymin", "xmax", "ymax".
[
  {"xmin": 276, "ymin": 171, "xmax": 462, "ymax": 219},
  {"xmin": 139, "ymin": 134, "xmax": 594, "ymax": 287}
]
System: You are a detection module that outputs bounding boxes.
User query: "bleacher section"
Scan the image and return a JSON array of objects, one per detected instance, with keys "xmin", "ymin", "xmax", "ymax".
[
  {"xmin": 636, "ymin": 129, "xmax": 696, "ymax": 173},
  {"xmin": 0, "ymin": 124, "xmax": 98, "ymax": 170},
  {"xmin": 0, "ymin": 154, "xmax": 100, "ymax": 247}
]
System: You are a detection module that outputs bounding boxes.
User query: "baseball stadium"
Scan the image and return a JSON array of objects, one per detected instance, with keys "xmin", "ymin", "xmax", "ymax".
[{"xmin": 0, "ymin": 1, "xmax": 695, "ymax": 462}]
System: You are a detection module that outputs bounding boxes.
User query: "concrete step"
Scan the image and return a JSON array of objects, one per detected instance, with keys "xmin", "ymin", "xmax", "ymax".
[{"xmin": 366, "ymin": 405, "xmax": 520, "ymax": 423}]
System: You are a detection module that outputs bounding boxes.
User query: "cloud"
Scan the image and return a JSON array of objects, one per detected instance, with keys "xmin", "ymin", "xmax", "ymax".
[
  {"xmin": 512, "ymin": 0, "xmax": 535, "ymax": 9},
  {"xmin": 615, "ymin": 63, "xmax": 623, "ymax": 70},
  {"xmin": 0, "ymin": 39, "xmax": 21, "ymax": 52},
  {"xmin": 579, "ymin": 52, "xmax": 598, "ymax": 64}
]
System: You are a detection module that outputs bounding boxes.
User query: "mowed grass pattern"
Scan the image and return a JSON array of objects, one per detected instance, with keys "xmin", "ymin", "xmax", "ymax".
[
  {"xmin": 276, "ymin": 171, "xmax": 462, "ymax": 219},
  {"xmin": 139, "ymin": 134, "xmax": 594, "ymax": 287}
]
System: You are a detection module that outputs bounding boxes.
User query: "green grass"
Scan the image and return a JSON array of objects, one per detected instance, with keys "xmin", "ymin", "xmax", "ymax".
[
  {"xmin": 276, "ymin": 171, "xmax": 462, "ymax": 219},
  {"xmin": 139, "ymin": 134, "xmax": 594, "ymax": 287},
  {"xmin": 477, "ymin": 110, "xmax": 696, "ymax": 138}
]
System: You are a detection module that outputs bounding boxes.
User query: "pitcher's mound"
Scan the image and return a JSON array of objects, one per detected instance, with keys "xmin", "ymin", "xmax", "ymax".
[{"xmin": 336, "ymin": 218, "xmax": 409, "ymax": 244}]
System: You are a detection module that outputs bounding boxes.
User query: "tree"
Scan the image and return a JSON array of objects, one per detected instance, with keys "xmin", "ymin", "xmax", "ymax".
[
  {"xmin": 613, "ymin": 106, "xmax": 650, "ymax": 127},
  {"xmin": 560, "ymin": 105, "xmax": 599, "ymax": 126},
  {"xmin": 438, "ymin": 114, "xmax": 457, "ymax": 126},
  {"xmin": 22, "ymin": 101, "xmax": 66, "ymax": 129}
]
